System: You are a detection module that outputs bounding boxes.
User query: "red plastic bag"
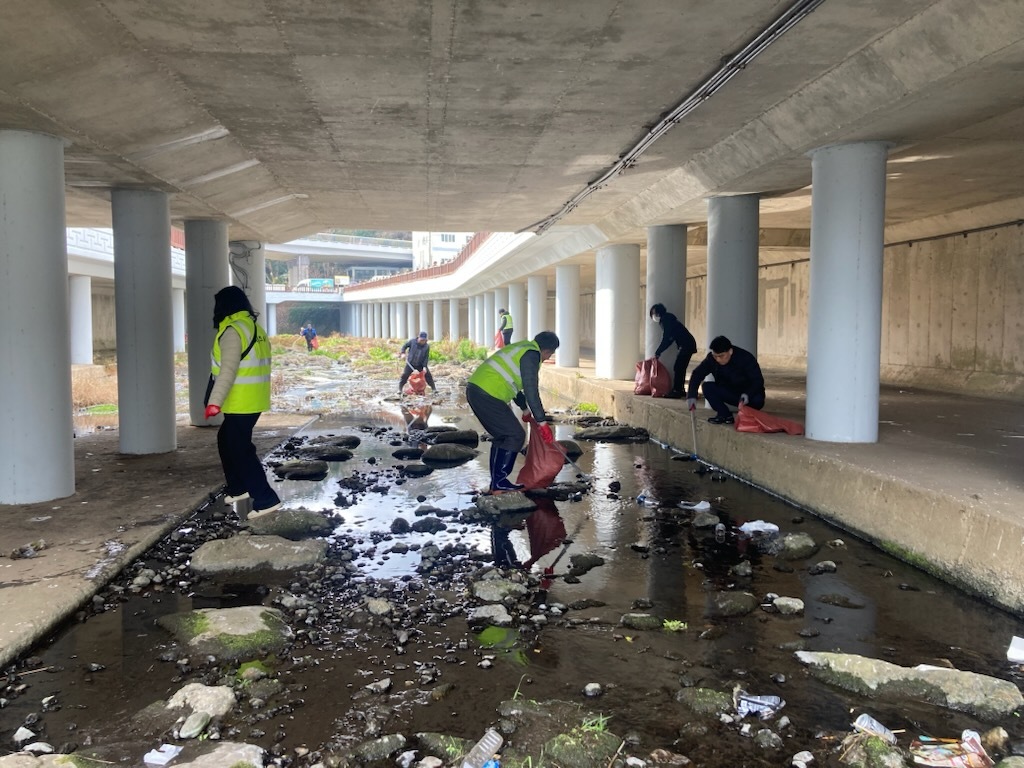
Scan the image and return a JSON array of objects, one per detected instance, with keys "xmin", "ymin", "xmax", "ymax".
[
  {"xmin": 649, "ymin": 358, "xmax": 672, "ymax": 397},
  {"xmin": 493, "ymin": 330, "xmax": 505, "ymax": 350},
  {"xmin": 517, "ymin": 418, "xmax": 566, "ymax": 490},
  {"xmin": 405, "ymin": 369, "xmax": 427, "ymax": 395},
  {"xmin": 311, "ymin": 336, "xmax": 319, "ymax": 349},
  {"xmin": 734, "ymin": 404, "xmax": 804, "ymax": 435},
  {"xmin": 634, "ymin": 359, "xmax": 652, "ymax": 395}
]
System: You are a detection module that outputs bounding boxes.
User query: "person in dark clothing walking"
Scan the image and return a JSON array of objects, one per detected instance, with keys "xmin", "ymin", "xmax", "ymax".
[
  {"xmin": 398, "ymin": 331, "xmax": 437, "ymax": 394},
  {"xmin": 686, "ymin": 335, "xmax": 766, "ymax": 424},
  {"xmin": 299, "ymin": 322, "xmax": 317, "ymax": 352},
  {"xmin": 650, "ymin": 303, "xmax": 697, "ymax": 398}
]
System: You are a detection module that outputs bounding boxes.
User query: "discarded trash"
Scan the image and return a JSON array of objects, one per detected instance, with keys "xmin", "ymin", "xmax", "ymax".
[
  {"xmin": 733, "ymin": 688, "xmax": 785, "ymax": 719},
  {"xmin": 143, "ymin": 744, "xmax": 184, "ymax": 767},
  {"xmin": 909, "ymin": 730, "xmax": 993, "ymax": 767},
  {"xmin": 738, "ymin": 520, "xmax": 780, "ymax": 537},
  {"xmin": 714, "ymin": 523, "xmax": 727, "ymax": 543},
  {"xmin": 1007, "ymin": 635, "xmax": 1024, "ymax": 663},
  {"xmin": 10, "ymin": 539, "xmax": 47, "ymax": 559},
  {"xmin": 852, "ymin": 713, "xmax": 897, "ymax": 745},
  {"xmin": 461, "ymin": 728, "xmax": 504, "ymax": 768},
  {"xmin": 636, "ymin": 491, "xmax": 659, "ymax": 507},
  {"xmin": 678, "ymin": 500, "xmax": 711, "ymax": 512}
]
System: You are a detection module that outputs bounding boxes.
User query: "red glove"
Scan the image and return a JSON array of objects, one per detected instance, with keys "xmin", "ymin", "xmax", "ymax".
[
  {"xmin": 537, "ymin": 422, "xmax": 554, "ymax": 444},
  {"xmin": 522, "ymin": 412, "xmax": 534, "ymax": 424},
  {"xmin": 204, "ymin": 404, "xmax": 221, "ymax": 420}
]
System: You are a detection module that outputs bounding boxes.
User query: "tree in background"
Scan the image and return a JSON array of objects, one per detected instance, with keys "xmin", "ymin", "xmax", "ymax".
[{"xmin": 285, "ymin": 305, "xmax": 340, "ymax": 336}]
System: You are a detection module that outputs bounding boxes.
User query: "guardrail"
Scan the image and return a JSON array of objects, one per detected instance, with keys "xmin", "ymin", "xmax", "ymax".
[
  {"xmin": 266, "ymin": 284, "xmax": 343, "ymax": 294},
  {"xmin": 343, "ymin": 232, "xmax": 491, "ymax": 293},
  {"xmin": 297, "ymin": 233, "xmax": 412, "ymax": 250}
]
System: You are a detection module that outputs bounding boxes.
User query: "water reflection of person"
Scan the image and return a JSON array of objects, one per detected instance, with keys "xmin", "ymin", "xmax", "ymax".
[{"xmin": 400, "ymin": 403, "xmax": 432, "ymax": 432}]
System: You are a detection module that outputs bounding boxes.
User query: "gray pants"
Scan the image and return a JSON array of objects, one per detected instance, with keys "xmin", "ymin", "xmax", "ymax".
[{"xmin": 467, "ymin": 383, "xmax": 525, "ymax": 452}]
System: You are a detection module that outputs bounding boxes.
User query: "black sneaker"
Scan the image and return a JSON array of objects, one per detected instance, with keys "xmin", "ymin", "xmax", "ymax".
[
  {"xmin": 708, "ymin": 414, "xmax": 734, "ymax": 425},
  {"xmin": 664, "ymin": 391, "xmax": 683, "ymax": 399}
]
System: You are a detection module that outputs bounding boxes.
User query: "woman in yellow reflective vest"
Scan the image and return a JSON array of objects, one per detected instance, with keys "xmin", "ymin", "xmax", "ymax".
[
  {"xmin": 204, "ymin": 286, "xmax": 281, "ymax": 519},
  {"xmin": 466, "ymin": 331, "xmax": 560, "ymax": 492}
]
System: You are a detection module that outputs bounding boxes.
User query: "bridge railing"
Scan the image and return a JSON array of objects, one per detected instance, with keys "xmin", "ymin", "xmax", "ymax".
[
  {"xmin": 344, "ymin": 232, "xmax": 492, "ymax": 292},
  {"xmin": 266, "ymin": 283, "xmax": 342, "ymax": 294},
  {"xmin": 296, "ymin": 233, "xmax": 412, "ymax": 250}
]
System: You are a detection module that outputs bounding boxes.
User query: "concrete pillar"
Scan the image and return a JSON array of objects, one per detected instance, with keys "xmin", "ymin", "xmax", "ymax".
[
  {"xmin": 172, "ymin": 288, "xmax": 186, "ymax": 352},
  {"xmin": 112, "ymin": 188, "xmax": 176, "ymax": 454},
  {"xmin": 382, "ymin": 301, "xmax": 392, "ymax": 339},
  {"xmin": 229, "ymin": 241, "xmax": 267, "ymax": 325},
  {"xmin": 475, "ymin": 295, "xmax": 487, "ymax": 346},
  {"xmin": 184, "ymin": 220, "xmax": 230, "ymax": 427},
  {"xmin": 595, "ymin": 244, "xmax": 641, "ymax": 379},
  {"xmin": 433, "ymin": 299, "xmax": 444, "ymax": 341},
  {"xmin": 646, "ymin": 225, "xmax": 687, "ymax": 364},
  {"xmin": 707, "ymin": 194, "xmax": 759, "ymax": 352},
  {"xmin": 419, "ymin": 301, "xmax": 429, "ymax": 337},
  {"xmin": 806, "ymin": 142, "xmax": 889, "ymax": 443},
  {"xmin": 0, "ymin": 130, "xmax": 74, "ymax": 502},
  {"xmin": 507, "ymin": 282, "xmax": 526, "ymax": 343},
  {"xmin": 483, "ymin": 291, "xmax": 496, "ymax": 346},
  {"xmin": 468, "ymin": 296, "xmax": 477, "ymax": 344},
  {"xmin": 361, "ymin": 304, "xmax": 369, "ymax": 337},
  {"xmin": 555, "ymin": 264, "xmax": 580, "ymax": 367},
  {"xmin": 493, "ymin": 286, "xmax": 509, "ymax": 334},
  {"xmin": 265, "ymin": 302, "xmax": 277, "ymax": 336},
  {"xmin": 395, "ymin": 301, "xmax": 407, "ymax": 340},
  {"xmin": 406, "ymin": 302, "xmax": 417, "ymax": 340},
  {"xmin": 528, "ymin": 274, "xmax": 548, "ymax": 339},
  {"xmin": 69, "ymin": 274, "xmax": 94, "ymax": 365},
  {"xmin": 449, "ymin": 298, "xmax": 461, "ymax": 339},
  {"xmin": 373, "ymin": 303, "xmax": 382, "ymax": 338}
]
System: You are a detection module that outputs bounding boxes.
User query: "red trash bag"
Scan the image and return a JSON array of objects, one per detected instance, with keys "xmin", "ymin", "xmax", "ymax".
[
  {"xmin": 311, "ymin": 336, "xmax": 319, "ymax": 349},
  {"xmin": 735, "ymin": 404, "xmax": 805, "ymax": 435},
  {"xmin": 649, "ymin": 358, "xmax": 672, "ymax": 397},
  {"xmin": 634, "ymin": 359, "xmax": 652, "ymax": 395},
  {"xmin": 516, "ymin": 417, "xmax": 567, "ymax": 490},
  {"xmin": 405, "ymin": 369, "xmax": 427, "ymax": 395},
  {"xmin": 493, "ymin": 330, "xmax": 505, "ymax": 350}
]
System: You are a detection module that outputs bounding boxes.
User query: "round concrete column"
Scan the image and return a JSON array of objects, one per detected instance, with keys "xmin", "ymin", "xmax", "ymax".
[
  {"xmin": 0, "ymin": 130, "xmax": 74, "ymax": 502},
  {"xmin": 449, "ymin": 298, "xmax": 461, "ymax": 339},
  {"xmin": 265, "ymin": 302, "xmax": 277, "ymax": 336},
  {"xmin": 555, "ymin": 264, "xmax": 580, "ymax": 367},
  {"xmin": 527, "ymin": 275, "xmax": 548, "ymax": 339},
  {"xmin": 373, "ymin": 303, "xmax": 382, "ymax": 338},
  {"xmin": 806, "ymin": 142, "xmax": 889, "ymax": 443},
  {"xmin": 230, "ymin": 241, "xmax": 267, "ymax": 323},
  {"xmin": 483, "ymin": 292, "xmax": 496, "ymax": 346},
  {"xmin": 475, "ymin": 295, "xmax": 487, "ymax": 347},
  {"xmin": 645, "ymin": 225, "xmax": 688, "ymax": 365},
  {"xmin": 383, "ymin": 302, "xmax": 394, "ymax": 339},
  {"xmin": 361, "ymin": 304, "xmax": 369, "ymax": 337},
  {"xmin": 172, "ymin": 288, "xmax": 186, "ymax": 352},
  {"xmin": 467, "ymin": 296, "xmax": 476, "ymax": 343},
  {"xmin": 394, "ymin": 301, "xmax": 406, "ymax": 340},
  {"xmin": 596, "ymin": 244, "xmax": 641, "ymax": 379},
  {"xmin": 707, "ymin": 194, "xmax": 760, "ymax": 352},
  {"xmin": 419, "ymin": 301, "xmax": 429, "ymax": 336},
  {"xmin": 69, "ymin": 274, "xmax": 94, "ymax": 365},
  {"xmin": 406, "ymin": 302, "xmax": 417, "ymax": 341},
  {"xmin": 184, "ymin": 220, "xmax": 230, "ymax": 426},
  {"xmin": 112, "ymin": 188, "xmax": 176, "ymax": 454},
  {"xmin": 493, "ymin": 287, "xmax": 508, "ymax": 332},
  {"xmin": 433, "ymin": 299, "xmax": 444, "ymax": 340},
  {"xmin": 507, "ymin": 282, "xmax": 526, "ymax": 343}
]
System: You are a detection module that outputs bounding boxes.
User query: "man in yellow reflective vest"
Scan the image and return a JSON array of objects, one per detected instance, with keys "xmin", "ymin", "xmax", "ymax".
[
  {"xmin": 466, "ymin": 331, "xmax": 560, "ymax": 492},
  {"xmin": 497, "ymin": 308, "xmax": 514, "ymax": 346},
  {"xmin": 204, "ymin": 286, "xmax": 281, "ymax": 519}
]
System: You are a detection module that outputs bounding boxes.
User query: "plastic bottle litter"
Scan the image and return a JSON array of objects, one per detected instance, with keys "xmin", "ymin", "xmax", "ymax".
[
  {"xmin": 677, "ymin": 500, "xmax": 711, "ymax": 512},
  {"xmin": 852, "ymin": 713, "xmax": 897, "ymax": 745},
  {"xmin": 461, "ymin": 728, "xmax": 504, "ymax": 768},
  {"xmin": 733, "ymin": 689, "xmax": 785, "ymax": 719},
  {"xmin": 636, "ymin": 491, "xmax": 659, "ymax": 507}
]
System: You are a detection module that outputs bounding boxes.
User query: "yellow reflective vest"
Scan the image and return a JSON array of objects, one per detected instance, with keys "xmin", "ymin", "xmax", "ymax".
[
  {"xmin": 468, "ymin": 339, "xmax": 539, "ymax": 402},
  {"xmin": 211, "ymin": 311, "xmax": 272, "ymax": 413},
  {"xmin": 500, "ymin": 312, "xmax": 513, "ymax": 330}
]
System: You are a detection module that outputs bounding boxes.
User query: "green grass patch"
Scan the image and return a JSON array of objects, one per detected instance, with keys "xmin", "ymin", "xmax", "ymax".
[{"xmin": 83, "ymin": 403, "xmax": 118, "ymax": 414}]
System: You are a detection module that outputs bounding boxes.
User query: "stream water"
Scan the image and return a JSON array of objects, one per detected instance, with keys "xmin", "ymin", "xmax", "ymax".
[{"xmin": 5, "ymin": 396, "xmax": 1024, "ymax": 767}]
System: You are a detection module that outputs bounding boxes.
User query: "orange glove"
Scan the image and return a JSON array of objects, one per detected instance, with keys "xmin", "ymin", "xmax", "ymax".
[
  {"xmin": 537, "ymin": 423, "xmax": 554, "ymax": 444},
  {"xmin": 205, "ymin": 404, "xmax": 221, "ymax": 420}
]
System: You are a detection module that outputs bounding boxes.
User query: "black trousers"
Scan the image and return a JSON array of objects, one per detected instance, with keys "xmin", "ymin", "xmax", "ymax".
[
  {"xmin": 217, "ymin": 412, "xmax": 280, "ymax": 511},
  {"xmin": 671, "ymin": 350, "xmax": 693, "ymax": 395},
  {"xmin": 399, "ymin": 363, "xmax": 436, "ymax": 391},
  {"xmin": 501, "ymin": 329, "xmax": 513, "ymax": 345},
  {"xmin": 466, "ymin": 383, "xmax": 525, "ymax": 452}
]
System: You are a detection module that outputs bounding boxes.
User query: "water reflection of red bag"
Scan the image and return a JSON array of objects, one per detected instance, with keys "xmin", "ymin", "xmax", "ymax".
[
  {"xmin": 405, "ymin": 369, "xmax": 427, "ymax": 395},
  {"xmin": 735, "ymin": 404, "xmax": 804, "ymax": 435},
  {"xmin": 516, "ymin": 417, "xmax": 566, "ymax": 490},
  {"xmin": 522, "ymin": 499, "xmax": 567, "ymax": 569}
]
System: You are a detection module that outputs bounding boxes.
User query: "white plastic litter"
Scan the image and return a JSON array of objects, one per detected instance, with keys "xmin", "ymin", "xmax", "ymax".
[
  {"xmin": 738, "ymin": 520, "xmax": 780, "ymax": 536},
  {"xmin": 678, "ymin": 500, "xmax": 711, "ymax": 512},
  {"xmin": 1007, "ymin": 635, "xmax": 1024, "ymax": 663},
  {"xmin": 734, "ymin": 689, "xmax": 785, "ymax": 719},
  {"xmin": 144, "ymin": 744, "xmax": 184, "ymax": 766},
  {"xmin": 461, "ymin": 729, "xmax": 504, "ymax": 768},
  {"xmin": 636, "ymin": 491, "xmax": 659, "ymax": 507},
  {"xmin": 853, "ymin": 713, "xmax": 897, "ymax": 745}
]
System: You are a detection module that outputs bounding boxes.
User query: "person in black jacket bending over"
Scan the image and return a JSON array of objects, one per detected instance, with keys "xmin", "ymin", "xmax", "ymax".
[
  {"xmin": 398, "ymin": 331, "xmax": 437, "ymax": 394},
  {"xmin": 686, "ymin": 335, "xmax": 766, "ymax": 424},
  {"xmin": 650, "ymin": 303, "xmax": 697, "ymax": 399}
]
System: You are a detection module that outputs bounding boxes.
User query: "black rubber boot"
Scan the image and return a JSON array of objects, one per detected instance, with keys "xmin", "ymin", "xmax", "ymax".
[
  {"xmin": 491, "ymin": 526, "xmax": 521, "ymax": 568},
  {"xmin": 491, "ymin": 447, "xmax": 524, "ymax": 492}
]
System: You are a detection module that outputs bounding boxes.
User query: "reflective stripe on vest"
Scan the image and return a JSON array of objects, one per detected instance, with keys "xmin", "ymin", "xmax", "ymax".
[
  {"xmin": 467, "ymin": 340, "xmax": 538, "ymax": 402},
  {"xmin": 501, "ymin": 312, "xmax": 513, "ymax": 330},
  {"xmin": 211, "ymin": 312, "xmax": 272, "ymax": 413}
]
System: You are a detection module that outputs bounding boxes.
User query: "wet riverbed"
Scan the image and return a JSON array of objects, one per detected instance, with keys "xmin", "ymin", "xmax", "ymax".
[{"xmin": 4, "ymin": 396, "xmax": 1024, "ymax": 767}]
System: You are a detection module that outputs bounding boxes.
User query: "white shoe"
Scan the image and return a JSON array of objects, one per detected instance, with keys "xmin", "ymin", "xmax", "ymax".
[
  {"xmin": 248, "ymin": 503, "xmax": 282, "ymax": 520},
  {"xmin": 224, "ymin": 492, "xmax": 250, "ymax": 506}
]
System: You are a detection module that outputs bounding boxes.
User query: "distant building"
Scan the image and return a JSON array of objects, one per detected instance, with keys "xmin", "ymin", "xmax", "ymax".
[{"xmin": 412, "ymin": 231, "xmax": 475, "ymax": 269}]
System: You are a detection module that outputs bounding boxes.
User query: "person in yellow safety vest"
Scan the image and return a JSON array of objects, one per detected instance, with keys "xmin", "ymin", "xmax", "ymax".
[
  {"xmin": 204, "ymin": 286, "xmax": 282, "ymax": 519},
  {"xmin": 497, "ymin": 308, "xmax": 514, "ymax": 346},
  {"xmin": 466, "ymin": 331, "xmax": 560, "ymax": 492}
]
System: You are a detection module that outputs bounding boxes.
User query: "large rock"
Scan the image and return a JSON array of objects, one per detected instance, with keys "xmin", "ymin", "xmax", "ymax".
[
  {"xmin": 167, "ymin": 683, "xmax": 236, "ymax": 719},
  {"xmin": 272, "ymin": 460, "xmax": 329, "ymax": 480},
  {"xmin": 557, "ymin": 439, "xmax": 583, "ymax": 458},
  {"xmin": 474, "ymin": 492, "xmax": 537, "ymax": 517},
  {"xmin": 774, "ymin": 532, "xmax": 819, "ymax": 560},
  {"xmin": 157, "ymin": 606, "xmax": 292, "ymax": 661},
  {"xmin": 174, "ymin": 743, "xmax": 265, "ymax": 768},
  {"xmin": 421, "ymin": 443, "xmax": 477, "ymax": 465},
  {"xmin": 429, "ymin": 429, "xmax": 480, "ymax": 447},
  {"xmin": 300, "ymin": 445, "xmax": 353, "ymax": 462},
  {"xmin": 573, "ymin": 425, "xmax": 649, "ymax": 442},
  {"xmin": 244, "ymin": 509, "xmax": 335, "ymax": 540},
  {"xmin": 472, "ymin": 577, "xmax": 529, "ymax": 602},
  {"xmin": 706, "ymin": 591, "xmax": 759, "ymax": 618},
  {"xmin": 191, "ymin": 535, "xmax": 327, "ymax": 577},
  {"xmin": 796, "ymin": 651, "xmax": 1024, "ymax": 720}
]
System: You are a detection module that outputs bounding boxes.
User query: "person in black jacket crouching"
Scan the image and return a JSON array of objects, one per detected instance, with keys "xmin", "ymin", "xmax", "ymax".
[{"xmin": 686, "ymin": 335, "xmax": 765, "ymax": 424}]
